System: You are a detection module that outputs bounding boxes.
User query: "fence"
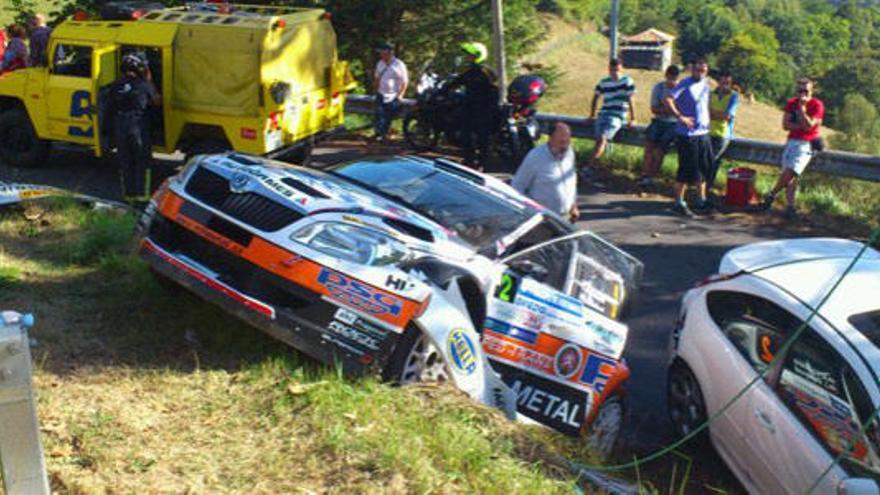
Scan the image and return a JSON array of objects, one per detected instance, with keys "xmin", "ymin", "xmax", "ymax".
[{"xmin": 345, "ymin": 95, "xmax": 880, "ymax": 183}]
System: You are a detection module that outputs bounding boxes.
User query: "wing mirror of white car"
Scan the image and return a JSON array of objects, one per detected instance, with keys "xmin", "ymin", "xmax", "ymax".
[{"xmin": 838, "ymin": 478, "xmax": 880, "ymax": 495}]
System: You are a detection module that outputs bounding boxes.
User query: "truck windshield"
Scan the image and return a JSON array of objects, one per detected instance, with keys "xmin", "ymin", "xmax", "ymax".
[{"xmin": 330, "ymin": 160, "xmax": 537, "ymax": 251}]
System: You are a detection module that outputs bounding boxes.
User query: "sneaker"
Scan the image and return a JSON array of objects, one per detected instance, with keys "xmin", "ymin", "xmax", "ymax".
[
  {"xmin": 694, "ymin": 199, "xmax": 713, "ymax": 214},
  {"xmin": 761, "ymin": 193, "xmax": 775, "ymax": 211},
  {"xmin": 671, "ymin": 201, "xmax": 695, "ymax": 218}
]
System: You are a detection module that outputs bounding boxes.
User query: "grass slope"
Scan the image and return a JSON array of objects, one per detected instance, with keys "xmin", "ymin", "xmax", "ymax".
[{"xmin": 0, "ymin": 200, "xmax": 592, "ymax": 494}]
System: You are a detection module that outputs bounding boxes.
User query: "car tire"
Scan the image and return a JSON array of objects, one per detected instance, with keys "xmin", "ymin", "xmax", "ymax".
[
  {"xmin": 382, "ymin": 326, "xmax": 450, "ymax": 384},
  {"xmin": 667, "ymin": 360, "xmax": 709, "ymax": 445},
  {"xmin": 586, "ymin": 395, "xmax": 624, "ymax": 460},
  {"xmin": 0, "ymin": 109, "xmax": 50, "ymax": 168}
]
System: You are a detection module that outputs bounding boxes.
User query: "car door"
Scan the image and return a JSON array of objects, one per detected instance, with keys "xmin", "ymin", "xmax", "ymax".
[
  {"xmin": 747, "ymin": 325, "xmax": 880, "ymax": 493},
  {"xmin": 698, "ymin": 288, "xmax": 800, "ymax": 492},
  {"xmin": 46, "ymin": 42, "xmax": 96, "ymax": 144}
]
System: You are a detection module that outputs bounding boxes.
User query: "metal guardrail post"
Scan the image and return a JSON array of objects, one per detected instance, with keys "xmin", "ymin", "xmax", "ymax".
[
  {"xmin": 0, "ymin": 311, "xmax": 50, "ymax": 495},
  {"xmin": 344, "ymin": 95, "xmax": 880, "ymax": 183}
]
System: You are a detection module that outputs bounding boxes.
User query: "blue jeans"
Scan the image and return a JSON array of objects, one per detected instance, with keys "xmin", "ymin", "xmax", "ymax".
[{"xmin": 374, "ymin": 97, "xmax": 400, "ymax": 138}]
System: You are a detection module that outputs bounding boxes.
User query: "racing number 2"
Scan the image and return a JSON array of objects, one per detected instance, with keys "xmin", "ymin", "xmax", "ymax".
[
  {"xmin": 495, "ymin": 273, "xmax": 519, "ymax": 302},
  {"xmin": 68, "ymin": 90, "xmax": 94, "ymax": 138}
]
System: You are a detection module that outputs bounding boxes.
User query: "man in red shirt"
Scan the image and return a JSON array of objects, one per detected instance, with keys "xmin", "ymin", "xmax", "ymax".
[{"xmin": 762, "ymin": 78, "xmax": 824, "ymax": 218}]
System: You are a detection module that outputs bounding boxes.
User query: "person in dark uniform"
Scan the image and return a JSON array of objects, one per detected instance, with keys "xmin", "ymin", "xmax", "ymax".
[
  {"xmin": 448, "ymin": 41, "xmax": 498, "ymax": 170},
  {"xmin": 107, "ymin": 53, "xmax": 160, "ymax": 207}
]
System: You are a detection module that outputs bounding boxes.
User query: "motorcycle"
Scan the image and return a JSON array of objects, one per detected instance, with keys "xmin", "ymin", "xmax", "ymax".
[{"xmin": 403, "ymin": 62, "xmax": 547, "ymax": 166}]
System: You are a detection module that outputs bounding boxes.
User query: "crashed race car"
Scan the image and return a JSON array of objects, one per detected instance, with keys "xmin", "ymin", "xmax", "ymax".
[{"xmin": 137, "ymin": 153, "xmax": 643, "ymax": 456}]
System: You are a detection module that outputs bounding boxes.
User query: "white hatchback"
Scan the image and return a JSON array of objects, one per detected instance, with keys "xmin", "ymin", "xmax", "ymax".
[{"xmin": 667, "ymin": 238, "xmax": 880, "ymax": 494}]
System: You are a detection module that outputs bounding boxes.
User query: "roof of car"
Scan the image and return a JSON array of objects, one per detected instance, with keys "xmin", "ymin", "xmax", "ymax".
[{"xmin": 719, "ymin": 238, "xmax": 879, "ymax": 275}]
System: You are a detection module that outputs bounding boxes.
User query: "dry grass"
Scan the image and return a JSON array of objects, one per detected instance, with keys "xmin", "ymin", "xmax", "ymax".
[
  {"xmin": 528, "ymin": 15, "xmax": 821, "ymax": 144},
  {"xmin": 0, "ymin": 200, "xmax": 589, "ymax": 494}
]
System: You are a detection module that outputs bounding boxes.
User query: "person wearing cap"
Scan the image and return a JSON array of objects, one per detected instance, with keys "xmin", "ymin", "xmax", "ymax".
[
  {"xmin": 372, "ymin": 41, "xmax": 408, "ymax": 143},
  {"xmin": 105, "ymin": 53, "xmax": 160, "ymax": 207},
  {"xmin": 447, "ymin": 41, "xmax": 498, "ymax": 170}
]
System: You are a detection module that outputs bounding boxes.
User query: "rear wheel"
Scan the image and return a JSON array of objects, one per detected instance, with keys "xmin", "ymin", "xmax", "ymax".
[
  {"xmin": 667, "ymin": 361, "xmax": 709, "ymax": 444},
  {"xmin": 0, "ymin": 109, "xmax": 50, "ymax": 168},
  {"xmin": 403, "ymin": 112, "xmax": 438, "ymax": 151},
  {"xmin": 383, "ymin": 327, "xmax": 450, "ymax": 384},
  {"xmin": 586, "ymin": 395, "xmax": 624, "ymax": 460}
]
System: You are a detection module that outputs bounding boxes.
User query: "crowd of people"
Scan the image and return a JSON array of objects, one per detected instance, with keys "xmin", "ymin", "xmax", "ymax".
[{"xmin": 0, "ymin": 14, "xmax": 51, "ymax": 73}]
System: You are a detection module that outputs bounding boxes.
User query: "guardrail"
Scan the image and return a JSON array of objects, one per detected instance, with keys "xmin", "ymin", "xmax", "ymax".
[{"xmin": 346, "ymin": 95, "xmax": 880, "ymax": 183}]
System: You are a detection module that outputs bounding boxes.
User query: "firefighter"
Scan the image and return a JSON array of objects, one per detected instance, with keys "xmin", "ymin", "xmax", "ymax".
[
  {"xmin": 448, "ymin": 41, "xmax": 499, "ymax": 170},
  {"xmin": 107, "ymin": 53, "xmax": 160, "ymax": 207}
]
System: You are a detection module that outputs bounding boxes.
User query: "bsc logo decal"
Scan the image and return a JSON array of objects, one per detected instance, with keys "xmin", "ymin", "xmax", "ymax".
[
  {"xmin": 554, "ymin": 344, "xmax": 583, "ymax": 379},
  {"xmin": 318, "ymin": 268, "xmax": 403, "ymax": 316},
  {"xmin": 448, "ymin": 329, "xmax": 477, "ymax": 376}
]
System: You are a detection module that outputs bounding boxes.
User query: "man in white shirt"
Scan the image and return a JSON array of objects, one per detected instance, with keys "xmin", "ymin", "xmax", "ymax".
[
  {"xmin": 511, "ymin": 122, "xmax": 579, "ymax": 222},
  {"xmin": 373, "ymin": 41, "xmax": 408, "ymax": 142}
]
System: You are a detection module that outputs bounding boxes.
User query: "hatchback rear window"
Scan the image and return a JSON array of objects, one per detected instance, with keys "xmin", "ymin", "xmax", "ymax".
[{"xmin": 849, "ymin": 310, "xmax": 880, "ymax": 343}]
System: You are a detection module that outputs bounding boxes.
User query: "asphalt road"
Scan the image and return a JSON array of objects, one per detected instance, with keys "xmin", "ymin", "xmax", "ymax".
[{"xmin": 0, "ymin": 139, "xmax": 800, "ymax": 490}]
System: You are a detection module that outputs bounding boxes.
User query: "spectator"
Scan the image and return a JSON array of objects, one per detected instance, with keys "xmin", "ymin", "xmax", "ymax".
[
  {"xmin": 448, "ymin": 41, "xmax": 498, "ymax": 171},
  {"xmin": 707, "ymin": 71, "xmax": 740, "ymax": 192},
  {"xmin": 0, "ymin": 28, "xmax": 6, "ymax": 67},
  {"xmin": 584, "ymin": 58, "xmax": 636, "ymax": 176},
  {"xmin": 372, "ymin": 41, "xmax": 407, "ymax": 143},
  {"xmin": 664, "ymin": 58, "xmax": 713, "ymax": 217},
  {"xmin": 638, "ymin": 64, "xmax": 680, "ymax": 187},
  {"xmin": 512, "ymin": 122, "xmax": 578, "ymax": 222},
  {"xmin": 762, "ymin": 78, "xmax": 824, "ymax": 218},
  {"xmin": 27, "ymin": 14, "xmax": 51, "ymax": 67},
  {"xmin": 1, "ymin": 25, "xmax": 29, "ymax": 73}
]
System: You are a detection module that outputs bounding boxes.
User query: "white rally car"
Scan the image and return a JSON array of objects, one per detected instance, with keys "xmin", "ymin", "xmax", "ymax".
[{"xmin": 137, "ymin": 153, "xmax": 643, "ymax": 455}]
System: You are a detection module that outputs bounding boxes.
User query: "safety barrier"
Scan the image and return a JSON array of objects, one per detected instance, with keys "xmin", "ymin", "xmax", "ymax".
[
  {"xmin": 0, "ymin": 311, "xmax": 50, "ymax": 495},
  {"xmin": 346, "ymin": 94, "xmax": 880, "ymax": 183}
]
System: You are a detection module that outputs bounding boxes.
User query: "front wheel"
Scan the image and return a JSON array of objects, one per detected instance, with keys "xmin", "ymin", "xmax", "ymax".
[
  {"xmin": 0, "ymin": 109, "xmax": 50, "ymax": 168},
  {"xmin": 667, "ymin": 361, "xmax": 709, "ymax": 444},
  {"xmin": 382, "ymin": 326, "xmax": 450, "ymax": 384},
  {"xmin": 403, "ymin": 112, "xmax": 439, "ymax": 152},
  {"xmin": 586, "ymin": 396, "xmax": 624, "ymax": 460}
]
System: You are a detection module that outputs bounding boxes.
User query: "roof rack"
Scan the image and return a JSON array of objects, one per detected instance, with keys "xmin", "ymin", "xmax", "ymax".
[{"xmin": 140, "ymin": 3, "xmax": 324, "ymax": 27}]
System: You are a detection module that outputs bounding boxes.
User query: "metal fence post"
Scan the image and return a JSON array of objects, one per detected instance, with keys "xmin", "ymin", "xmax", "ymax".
[{"xmin": 0, "ymin": 311, "xmax": 50, "ymax": 495}]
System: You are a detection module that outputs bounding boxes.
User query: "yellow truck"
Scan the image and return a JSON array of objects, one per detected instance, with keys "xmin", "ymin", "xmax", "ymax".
[{"xmin": 0, "ymin": 4, "xmax": 355, "ymax": 168}]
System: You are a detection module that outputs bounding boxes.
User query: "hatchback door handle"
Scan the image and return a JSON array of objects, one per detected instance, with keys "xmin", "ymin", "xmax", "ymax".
[{"xmin": 754, "ymin": 410, "xmax": 776, "ymax": 434}]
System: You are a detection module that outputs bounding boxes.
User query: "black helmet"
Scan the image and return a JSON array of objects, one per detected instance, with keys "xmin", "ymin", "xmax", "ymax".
[{"xmin": 121, "ymin": 53, "xmax": 146, "ymax": 74}]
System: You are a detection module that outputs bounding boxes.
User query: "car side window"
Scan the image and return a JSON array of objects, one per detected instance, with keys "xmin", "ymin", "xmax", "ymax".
[
  {"xmin": 776, "ymin": 330, "xmax": 880, "ymax": 475},
  {"xmin": 51, "ymin": 44, "xmax": 92, "ymax": 77},
  {"xmin": 706, "ymin": 291, "xmax": 798, "ymax": 373}
]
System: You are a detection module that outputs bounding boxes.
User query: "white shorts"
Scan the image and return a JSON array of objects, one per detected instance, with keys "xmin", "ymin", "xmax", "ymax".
[{"xmin": 781, "ymin": 139, "xmax": 814, "ymax": 175}]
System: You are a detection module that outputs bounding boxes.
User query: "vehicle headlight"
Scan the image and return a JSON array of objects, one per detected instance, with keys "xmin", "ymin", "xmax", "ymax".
[{"xmin": 290, "ymin": 222, "xmax": 410, "ymax": 266}]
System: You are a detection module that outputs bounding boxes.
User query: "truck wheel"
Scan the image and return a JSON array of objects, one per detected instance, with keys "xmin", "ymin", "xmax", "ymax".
[
  {"xmin": 0, "ymin": 109, "xmax": 50, "ymax": 168},
  {"xmin": 382, "ymin": 326, "xmax": 450, "ymax": 384}
]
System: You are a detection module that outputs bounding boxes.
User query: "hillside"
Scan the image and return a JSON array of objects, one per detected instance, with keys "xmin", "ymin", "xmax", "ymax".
[{"xmin": 527, "ymin": 16, "xmax": 792, "ymax": 143}]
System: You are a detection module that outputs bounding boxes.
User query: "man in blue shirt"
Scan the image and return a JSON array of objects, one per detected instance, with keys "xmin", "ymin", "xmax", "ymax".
[
  {"xmin": 664, "ymin": 58, "xmax": 712, "ymax": 217},
  {"xmin": 512, "ymin": 122, "xmax": 578, "ymax": 222}
]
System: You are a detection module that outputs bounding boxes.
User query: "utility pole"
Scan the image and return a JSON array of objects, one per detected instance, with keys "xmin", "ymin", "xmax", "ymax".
[
  {"xmin": 609, "ymin": 0, "xmax": 619, "ymax": 60},
  {"xmin": 491, "ymin": 0, "xmax": 507, "ymax": 104}
]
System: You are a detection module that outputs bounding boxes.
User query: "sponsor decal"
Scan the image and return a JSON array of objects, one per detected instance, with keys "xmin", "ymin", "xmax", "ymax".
[
  {"xmin": 334, "ymin": 307, "xmax": 359, "ymax": 326},
  {"xmin": 318, "ymin": 268, "xmax": 403, "ymax": 316},
  {"xmin": 494, "ymin": 361, "xmax": 589, "ymax": 436},
  {"xmin": 518, "ymin": 286, "xmax": 583, "ymax": 319},
  {"xmin": 447, "ymin": 329, "xmax": 478, "ymax": 376},
  {"xmin": 175, "ymin": 213, "xmax": 246, "ymax": 255},
  {"xmin": 327, "ymin": 320, "xmax": 381, "ymax": 350},
  {"xmin": 230, "ymin": 173, "xmax": 250, "ymax": 193},
  {"xmin": 240, "ymin": 127, "xmax": 257, "ymax": 140},
  {"xmin": 484, "ymin": 318, "xmax": 537, "ymax": 345},
  {"xmin": 483, "ymin": 333, "xmax": 555, "ymax": 372},
  {"xmin": 385, "ymin": 274, "xmax": 409, "ymax": 292},
  {"xmin": 554, "ymin": 344, "xmax": 583, "ymax": 379},
  {"xmin": 579, "ymin": 353, "xmax": 617, "ymax": 394},
  {"xmin": 334, "ymin": 307, "xmax": 390, "ymax": 338},
  {"xmin": 494, "ymin": 273, "xmax": 520, "ymax": 302},
  {"xmin": 222, "ymin": 162, "xmax": 302, "ymax": 200}
]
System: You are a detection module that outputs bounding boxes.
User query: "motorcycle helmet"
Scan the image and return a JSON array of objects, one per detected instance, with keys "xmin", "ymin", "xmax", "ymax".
[
  {"xmin": 507, "ymin": 75, "xmax": 547, "ymax": 106},
  {"xmin": 460, "ymin": 42, "xmax": 488, "ymax": 64},
  {"xmin": 121, "ymin": 52, "xmax": 147, "ymax": 75}
]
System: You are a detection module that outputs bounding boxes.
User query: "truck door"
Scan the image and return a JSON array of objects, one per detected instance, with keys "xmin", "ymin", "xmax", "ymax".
[
  {"xmin": 46, "ymin": 42, "xmax": 96, "ymax": 146},
  {"xmin": 90, "ymin": 45, "xmax": 118, "ymax": 157}
]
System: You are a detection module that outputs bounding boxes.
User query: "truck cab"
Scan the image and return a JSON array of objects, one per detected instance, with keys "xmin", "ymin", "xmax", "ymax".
[{"xmin": 0, "ymin": 4, "xmax": 355, "ymax": 168}]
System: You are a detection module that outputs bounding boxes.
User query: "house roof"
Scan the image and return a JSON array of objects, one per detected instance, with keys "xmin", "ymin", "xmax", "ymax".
[{"xmin": 622, "ymin": 28, "xmax": 675, "ymax": 44}]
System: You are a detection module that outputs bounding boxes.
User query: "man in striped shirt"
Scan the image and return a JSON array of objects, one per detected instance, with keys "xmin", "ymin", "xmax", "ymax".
[{"xmin": 585, "ymin": 58, "xmax": 636, "ymax": 175}]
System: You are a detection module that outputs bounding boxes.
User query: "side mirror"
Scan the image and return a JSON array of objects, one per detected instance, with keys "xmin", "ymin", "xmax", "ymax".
[
  {"xmin": 509, "ymin": 259, "xmax": 548, "ymax": 280},
  {"xmin": 839, "ymin": 478, "xmax": 880, "ymax": 495}
]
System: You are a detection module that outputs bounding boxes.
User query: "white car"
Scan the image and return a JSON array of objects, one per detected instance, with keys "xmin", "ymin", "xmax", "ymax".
[{"xmin": 667, "ymin": 238, "xmax": 880, "ymax": 494}]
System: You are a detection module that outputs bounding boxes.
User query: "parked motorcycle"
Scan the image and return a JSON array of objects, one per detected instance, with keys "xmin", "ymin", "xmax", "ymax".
[{"xmin": 403, "ymin": 63, "xmax": 547, "ymax": 166}]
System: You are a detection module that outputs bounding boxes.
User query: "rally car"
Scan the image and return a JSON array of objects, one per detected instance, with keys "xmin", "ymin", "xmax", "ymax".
[{"xmin": 137, "ymin": 153, "xmax": 643, "ymax": 456}]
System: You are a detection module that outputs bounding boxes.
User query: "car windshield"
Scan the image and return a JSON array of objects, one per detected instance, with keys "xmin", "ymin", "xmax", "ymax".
[
  {"xmin": 849, "ymin": 310, "xmax": 880, "ymax": 345},
  {"xmin": 330, "ymin": 160, "xmax": 537, "ymax": 250}
]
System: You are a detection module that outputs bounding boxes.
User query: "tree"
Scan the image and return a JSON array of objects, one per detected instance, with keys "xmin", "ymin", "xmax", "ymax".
[
  {"xmin": 818, "ymin": 51, "xmax": 880, "ymax": 127},
  {"xmin": 830, "ymin": 93, "xmax": 880, "ymax": 155},
  {"xmin": 768, "ymin": 12, "xmax": 850, "ymax": 76},
  {"xmin": 715, "ymin": 24, "xmax": 792, "ymax": 102},
  {"xmin": 674, "ymin": 2, "xmax": 741, "ymax": 62}
]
